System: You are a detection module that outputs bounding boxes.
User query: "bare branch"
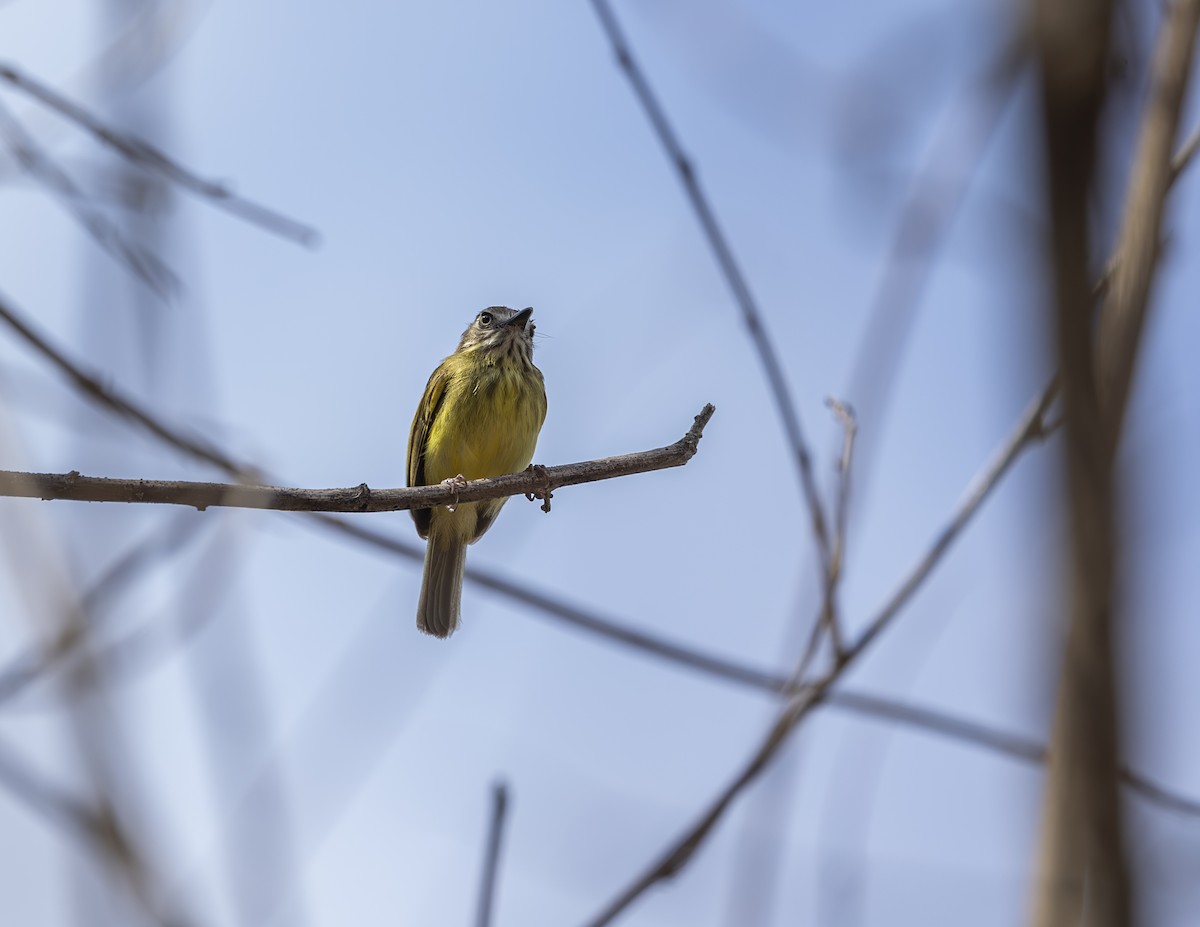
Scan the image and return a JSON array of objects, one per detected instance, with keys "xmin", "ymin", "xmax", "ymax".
[
  {"xmin": 587, "ymin": 0, "xmax": 832, "ymax": 567},
  {"xmin": 0, "ymin": 734, "xmax": 208, "ymax": 927},
  {"xmin": 475, "ymin": 781, "xmax": 511, "ymax": 927},
  {"xmin": 0, "ymin": 61, "xmax": 319, "ymax": 246}
]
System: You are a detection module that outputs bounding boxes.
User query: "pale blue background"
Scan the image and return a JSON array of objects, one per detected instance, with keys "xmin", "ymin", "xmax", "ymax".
[{"xmin": 0, "ymin": 1, "xmax": 1198, "ymax": 925}]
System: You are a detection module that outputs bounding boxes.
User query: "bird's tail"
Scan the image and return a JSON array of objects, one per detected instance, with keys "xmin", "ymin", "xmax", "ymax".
[{"xmin": 417, "ymin": 530, "xmax": 467, "ymax": 637}]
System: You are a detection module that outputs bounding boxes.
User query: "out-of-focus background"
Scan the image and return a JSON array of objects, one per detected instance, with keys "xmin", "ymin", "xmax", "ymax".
[{"xmin": 0, "ymin": 1, "xmax": 1198, "ymax": 925}]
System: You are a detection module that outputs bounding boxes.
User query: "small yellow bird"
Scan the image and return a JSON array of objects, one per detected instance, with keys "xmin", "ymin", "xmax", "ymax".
[{"xmin": 406, "ymin": 306, "xmax": 547, "ymax": 637}]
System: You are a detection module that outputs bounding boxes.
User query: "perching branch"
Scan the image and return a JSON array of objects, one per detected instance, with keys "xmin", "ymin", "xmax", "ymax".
[
  {"xmin": 0, "ymin": 406, "xmax": 714, "ymax": 513},
  {"xmin": 0, "ymin": 289, "xmax": 731, "ymax": 696},
  {"xmin": 0, "ymin": 62, "xmax": 319, "ymax": 247}
]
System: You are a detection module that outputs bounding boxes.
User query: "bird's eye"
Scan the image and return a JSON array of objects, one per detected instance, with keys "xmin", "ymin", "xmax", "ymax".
[{"xmin": 478, "ymin": 312, "xmax": 493, "ymax": 327}]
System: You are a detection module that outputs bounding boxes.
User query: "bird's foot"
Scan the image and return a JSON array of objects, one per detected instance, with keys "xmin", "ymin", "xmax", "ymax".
[
  {"xmin": 523, "ymin": 464, "xmax": 554, "ymax": 513},
  {"xmin": 442, "ymin": 473, "xmax": 469, "ymax": 512}
]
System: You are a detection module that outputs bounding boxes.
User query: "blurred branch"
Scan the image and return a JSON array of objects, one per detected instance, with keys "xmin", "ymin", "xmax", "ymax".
[
  {"xmin": 0, "ymin": 735, "xmax": 187, "ymax": 927},
  {"xmin": 1033, "ymin": 2, "xmax": 1199, "ymax": 926},
  {"xmin": 475, "ymin": 781, "xmax": 511, "ymax": 927},
  {"xmin": 0, "ymin": 514, "xmax": 208, "ymax": 706},
  {"xmin": 1095, "ymin": 0, "xmax": 1200, "ymax": 442},
  {"xmin": 588, "ymin": 0, "xmax": 832, "ymax": 569},
  {"xmin": 0, "ymin": 736, "xmax": 170, "ymax": 902},
  {"xmin": 0, "ymin": 406, "xmax": 714, "ymax": 511},
  {"xmin": 0, "ymin": 736, "xmax": 102, "ymax": 848},
  {"xmin": 0, "ymin": 61, "xmax": 318, "ymax": 246},
  {"xmin": 0, "ymin": 101, "xmax": 179, "ymax": 298},
  {"xmin": 1170, "ymin": 120, "xmax": 1200, "ymax": 180}
]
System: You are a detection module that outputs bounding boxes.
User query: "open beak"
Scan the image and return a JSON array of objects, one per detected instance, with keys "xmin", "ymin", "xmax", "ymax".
[{"xmin": 505, "ymin": 307, "xmax": 533, "ymax": 330}]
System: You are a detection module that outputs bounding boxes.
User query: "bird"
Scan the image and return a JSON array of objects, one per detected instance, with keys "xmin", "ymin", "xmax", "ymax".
[{"xmin": 406, "ymin": 306, "xmax": 547, "ymax": 637}]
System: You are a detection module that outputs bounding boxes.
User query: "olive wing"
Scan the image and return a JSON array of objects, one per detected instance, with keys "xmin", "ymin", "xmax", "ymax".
[{"xmin": 406, "ymin": 362, "xmax": 452, "ymax": 539}]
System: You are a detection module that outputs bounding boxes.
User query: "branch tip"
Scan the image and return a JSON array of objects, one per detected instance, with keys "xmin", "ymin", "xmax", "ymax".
[{"xmin": 679, "ymin": 403, "xmax": 716, "ymax": 460}]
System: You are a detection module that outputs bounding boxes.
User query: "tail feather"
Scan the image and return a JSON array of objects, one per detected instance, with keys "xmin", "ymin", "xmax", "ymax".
[{"xmin": 417, "ymin": 533, "xmax": 466, "ymax": 637}]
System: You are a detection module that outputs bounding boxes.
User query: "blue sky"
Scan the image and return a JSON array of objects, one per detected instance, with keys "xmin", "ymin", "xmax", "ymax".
[{"xmin": 1, "ymin": 1, "xmax": 1199, "ymax": 925}]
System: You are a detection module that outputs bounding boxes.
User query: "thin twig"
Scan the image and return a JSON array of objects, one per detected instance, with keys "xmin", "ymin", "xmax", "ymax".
[
  {"xmin": 587, "ymin": 0, "xmax": 831, "ymax": 568},
  {"xmin": 790, "ymin": 399, "xmax": 858, "ymax": 682},
  {"xmin": 0, "ymin": 61, "xmax": 319, "ymax": 247},
  {"xmin": 475, "ymin": 781, "xmax": 511, "ymax": 927}
]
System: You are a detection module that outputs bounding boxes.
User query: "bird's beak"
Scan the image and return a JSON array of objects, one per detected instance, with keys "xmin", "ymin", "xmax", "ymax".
[{"xmin": 505, "ymin": 307, "xmax": 533, "ymax": 330}]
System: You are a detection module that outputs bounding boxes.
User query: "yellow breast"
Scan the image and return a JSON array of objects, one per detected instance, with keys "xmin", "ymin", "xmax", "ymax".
[{"xmin": 423, "ymin": 359, "xmax": 547, "ymax": 484}]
